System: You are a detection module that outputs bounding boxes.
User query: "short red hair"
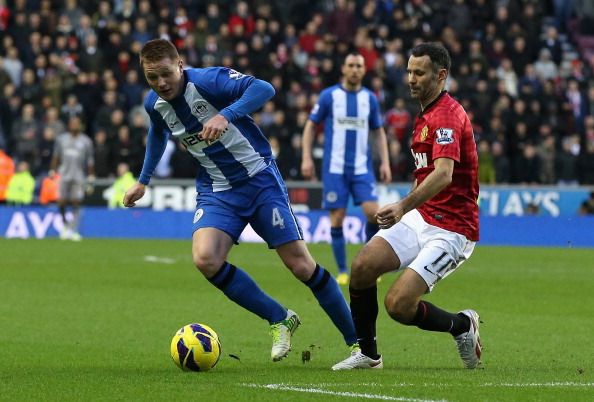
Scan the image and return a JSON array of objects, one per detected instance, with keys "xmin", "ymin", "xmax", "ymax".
[{"xmin": 139, "ymin": 39, "xmax": 180, "ymax": 67}]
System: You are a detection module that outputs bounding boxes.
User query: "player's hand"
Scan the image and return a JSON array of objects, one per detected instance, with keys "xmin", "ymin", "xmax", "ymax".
[
  {"xmin": 85, "ymin": 175, "xmax": 96, "ymax": 195},
  {"xmin": 379, "ymin": 162, "xmax": 392, "ymax": 183},
  {"xmin": 123, "ymin": 182, "xmax": 146, "ymax": 208},
  {"xmin": 200, "ymin": 114, "xmax": 229, "ymax": 143},
  {"xmin": 375, "ymin": 202, "xmax": 405, "ymax": 229},
  {"xmin": 301, "ymin": 157, "xmax": 316, "ymax": 181}
]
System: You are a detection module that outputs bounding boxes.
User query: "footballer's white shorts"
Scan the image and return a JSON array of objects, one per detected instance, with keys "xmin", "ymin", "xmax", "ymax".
[{"xmin": 375, "ymin": 209, "xmax": 476, "ymax": 292}]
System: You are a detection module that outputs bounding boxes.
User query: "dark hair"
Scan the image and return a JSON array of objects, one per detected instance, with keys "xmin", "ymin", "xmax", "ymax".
[
  {"xmin": 139, "ymin": 39, "xmax": 180, "ymax": 67},
  {"xmin": 343, "ymin": 52, "xmax": 364, "ymax": 64},
  {"xmin": 411, "ymin": 42, "xmax": 451, "ymax": 73}
]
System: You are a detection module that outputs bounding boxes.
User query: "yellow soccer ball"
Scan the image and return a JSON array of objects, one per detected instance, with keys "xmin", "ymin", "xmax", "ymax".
[{"xmin": 170, "ymin": 323, "xmax": 221, "ymax": 372}]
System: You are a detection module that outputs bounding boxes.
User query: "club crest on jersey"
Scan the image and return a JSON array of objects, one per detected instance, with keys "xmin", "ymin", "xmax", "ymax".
[
  {"xmin": 420, "ymin": 126, "xmax": 429, "ymax": 141},
  {"xmin": 228, "ymin": 69, "xmax": 245, "ymax": 80},
  {"xmin": 193, "ymin": 208, "xmax": 204, "ymax": 223},
  {"xmin": 192, "ymin": 101, "xmax": 209, "ymax": 118},
  {"xmin": 435, "ymin": 128, "xmax": 454, "ymax": 145}
]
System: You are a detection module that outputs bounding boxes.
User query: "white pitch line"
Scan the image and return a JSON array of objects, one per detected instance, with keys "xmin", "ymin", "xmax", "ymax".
[
  {"xmin": 480, "ymin": 382, "xmax": 594, "ymax": 388},
  {"xmin": 288, "ymin": 382, "xmax": 594, "ymax": 389},
  {"xmin": 373, "ymin": 382, "xmax": 594, "ymax": 389},
  {"xmin": 241, "ymin": 383, "xmax": 446, "ymax": 402}
]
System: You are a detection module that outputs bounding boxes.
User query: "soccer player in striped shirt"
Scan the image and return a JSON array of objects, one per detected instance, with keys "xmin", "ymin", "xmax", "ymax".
[
  {"xmin": 333, "ymin": 42, "xmax": 482, "ymax": 370},
  {"xmin": 301, "ymin": 53, "xmax": 391, "ymax": 286},
  {"xmin": 123, "ymin": 39, "xmax": 357, "ymax": 364}
]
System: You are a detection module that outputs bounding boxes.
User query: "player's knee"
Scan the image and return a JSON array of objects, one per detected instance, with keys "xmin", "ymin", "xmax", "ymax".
[
  {"xmin": 350, "ymin": 253, "xmax": 378, "ymax": 288},
  {"xmin": 287, "ymin": 259, "xmax": 315, "ymax": 281},
  {"xmin": 192, "ymin": 251, "xmax": 223, "ymax": 277},
  {"xmin": 384, "ymin": 292, "xmax": 416, "ymax": 324}
]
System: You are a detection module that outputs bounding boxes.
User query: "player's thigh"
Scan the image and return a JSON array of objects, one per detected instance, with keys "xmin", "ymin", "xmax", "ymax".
[
  {"xmin": 351, "ymin": 172, "xmax": 378, "ymax": 206},
  {"xmin": 408, "ymin": 231, "xmax": 475, "ymax": 293},
  {"xmin": 249, "ymin": 192, "xmax": 303, "ymax": 249},
  {"xmin": 192, "ymin": 200, "xmax": 247, "ymax": 243},
  {"xmin": 350, "ymin": 236, "xmax": 401, "ymax": 287},
  {"xmin": 322, "ymin": 173, "xmax": 350, "ymax": 209},
  {"xmin": 373, "ymin": 217, "xmax": 422, "ymax": 270},
  {"xmin": 59, "ymin": 180, "xmax": 81, "ymax": 202}
]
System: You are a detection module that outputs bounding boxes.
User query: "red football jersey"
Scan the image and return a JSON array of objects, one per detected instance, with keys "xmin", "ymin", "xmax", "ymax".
[{"xmin": 410, "ymin": 91, "xmax": 479, "ymax": 241}]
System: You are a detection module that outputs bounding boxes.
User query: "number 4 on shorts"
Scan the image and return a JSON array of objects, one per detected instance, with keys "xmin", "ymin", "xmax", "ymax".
[{"xmin": 272, "ymin": 207, "xmax": 285, "ymax": 229}]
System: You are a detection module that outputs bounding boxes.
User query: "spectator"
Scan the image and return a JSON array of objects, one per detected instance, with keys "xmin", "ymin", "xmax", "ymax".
[
  {"xmin": 228, "ymin": 1, "xmax": 254, "ymax": 38},
  {"xmin": 576, "ymin": 139, "xmax": 594, "ymax": 185},
  {"xmin": 478, "ymin": 140, "xmax": 496, "ymax": 184},
  {"xmin": 0, "ymin": 145, "xmax": 15, "ymax": 203},
  {"xmin": 514, "ymin": 143, "xmax": 542, "ymax": 184},
  {"xmin": 327, "ymin": 0, "xmax": 355, "ymax": 44},
  {"xmin": 556, "ymin": 135, "xmax": 580, "ymax": 185},
  {"xmin": 60, "ymin": 94, "xmax": 85, "ymax": 122},
  {"xmin": 39, "ymin": 170, "xmax": 60, "ymax": 205},
  {"xmin": 43, "ymin": 107, "xmax": 66, "ymax": 137},
  {"xmin": 38, "ymin": 126, "xmax": 56, "ymax": 175},
  {"xmin": 12, "ymin": 103, "xmax": 39, "ymax": 169},
  {"xmin": 534, "ymin": 48, "xmax": 559, "ymax": 82},
  {"xmin": 492, "ymin": 141, "xmax": 510, "ymax": 184},
  {"xmin": 93, "ymin": 129, "xmax": 112, "ymax": 178},
  {"xmin": 384, "ymin": 98, "xmax": 411, "ymax": 145},
  {"xmin": 2, "ymin": 47, "xmax": 24, "ymax": 87},
  {"xmin": 537, "ymin": 134, "xmax": 556, "ymax": 184},
  {"xmin": 6, "ymin": 160, "xmax": 35, "ymax": 205},
  {"xmin": 108, "ymin": 162, "xmax": 136, "ymax": 208}
]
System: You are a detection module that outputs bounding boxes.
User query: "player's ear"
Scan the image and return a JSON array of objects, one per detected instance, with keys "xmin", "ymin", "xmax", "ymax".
[{"xmin": 438, "ymin": 68, "xmax": 448, "ymax": 83}]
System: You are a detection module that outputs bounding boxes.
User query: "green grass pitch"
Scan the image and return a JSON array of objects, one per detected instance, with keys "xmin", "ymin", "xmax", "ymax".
[{"xmin": 1, "ymin": 238, "xmax": 593, "ymax": 401}]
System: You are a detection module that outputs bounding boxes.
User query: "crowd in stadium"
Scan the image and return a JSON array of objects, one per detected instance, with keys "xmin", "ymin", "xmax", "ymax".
[{"xmin": 1, "ymin": 0, "xmax": 594, "ymax": 203}]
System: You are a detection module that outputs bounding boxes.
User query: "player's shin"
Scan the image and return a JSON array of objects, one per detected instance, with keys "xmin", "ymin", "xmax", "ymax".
[
  {"xmin": 303, "ymin": 264, "xmax": 357, "ymax": 345},
  {"xmin": 330, "ymin": 227, "xmax": 347, "ymax": 273},
  {"xmin": 208, "ymin": 262, "xmax": 287, "ymax": 324},
  {"xmin": 407, "ymin": 300, "xmax": 470, "ymax": 335},
  {"xmin": 349, "ymin": 285, "xmax": 380, "ymax": 359}
]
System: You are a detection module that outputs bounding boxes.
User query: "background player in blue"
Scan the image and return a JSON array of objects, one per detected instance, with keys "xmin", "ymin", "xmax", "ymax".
[
  {"xmin": 301, "ymin": 53, "xmax": 391, "ymax": 285},
  {"xmin": 123, "ymin": 39, "xmax": 357, "ymax": 364}
]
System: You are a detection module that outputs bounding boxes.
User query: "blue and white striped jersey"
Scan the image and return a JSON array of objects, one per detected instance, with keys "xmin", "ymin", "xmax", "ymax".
[
  {"xmin": 139, "ymin": 67, "xmax": 274, "ymax": 193},
  {"xmin": 309, "ymin": 84, "xmax": 382, "ymax": 175}
]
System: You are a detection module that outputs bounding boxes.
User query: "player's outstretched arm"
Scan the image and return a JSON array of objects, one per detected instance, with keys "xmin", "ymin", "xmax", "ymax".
[
  {"xmin": 300, "ymin": 120, "xmax": 317, "ymax": 180},
  {"xmin": 374, "ymin": 127, "xmax": 392, "ymax": 183},
  {"xmin": 123, "ymin": 183, "xmax": 146, "ymax": 208}
]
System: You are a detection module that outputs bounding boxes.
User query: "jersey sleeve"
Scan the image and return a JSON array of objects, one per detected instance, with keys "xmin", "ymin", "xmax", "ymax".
[
  {"xmin": 138, "ymin": 100, "xmax": 171, "ymax": 185},
  {"xmin": 430, "ymin": 111, "xmax": 463, "ymax": 163},
  {"xmin": 309, "ymin": 90, "xmax": 330, "ymax": 124},
  {"xmin": 194, "ymin": 67, "xmax": 275, "ymax": 122},
  {"xmin": 368, "ymin": 92, "xmax": 383, "ymax": 130}
]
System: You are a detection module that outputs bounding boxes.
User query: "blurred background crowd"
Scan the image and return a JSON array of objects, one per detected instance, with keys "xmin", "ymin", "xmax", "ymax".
[{"xmin": 1, "ymin": 0, "xmax": 594, "ymax": 202}]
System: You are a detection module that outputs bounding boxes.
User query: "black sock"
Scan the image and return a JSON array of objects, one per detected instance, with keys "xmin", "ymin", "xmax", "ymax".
[
  {"xmin": 349, "ymin": 285, "xmax": 380, "ymax": 360},
  {"xmin": 408, "ymin": 301, "xmax": 470, "ymax": 336}
]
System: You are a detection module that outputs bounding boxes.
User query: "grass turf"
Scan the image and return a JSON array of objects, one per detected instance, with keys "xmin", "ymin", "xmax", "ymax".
[{"xmin": 1, "ymin": 238, "xmax": 593, "ymax": 401}]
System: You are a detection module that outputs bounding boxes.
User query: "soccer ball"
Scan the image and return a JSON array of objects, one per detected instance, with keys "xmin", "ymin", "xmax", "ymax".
[{"xmin": 170, "ymin": 323, "xmax": 221, "ymax": 372}]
